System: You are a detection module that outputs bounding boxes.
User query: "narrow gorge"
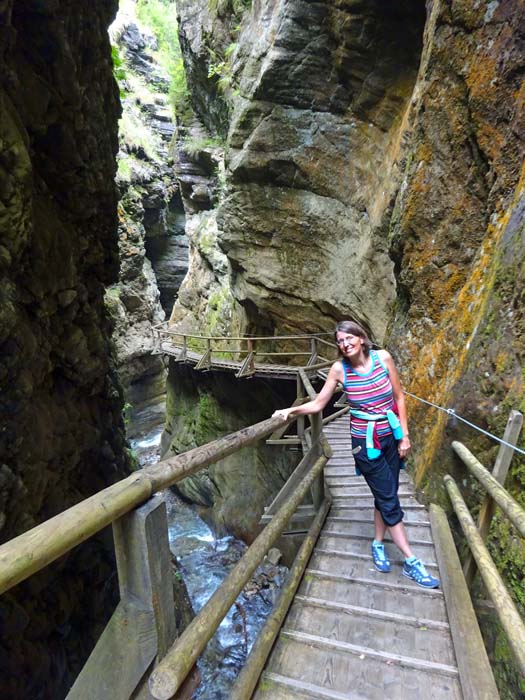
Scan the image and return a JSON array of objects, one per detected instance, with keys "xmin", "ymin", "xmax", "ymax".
[{"xmin": 1, "ymin": 0, "xmax": 524, "ymax": 698}]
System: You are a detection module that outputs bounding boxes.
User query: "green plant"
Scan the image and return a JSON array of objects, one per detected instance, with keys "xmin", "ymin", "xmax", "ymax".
[
  {"xmin": 136, "ymin": 0, "xmax": 191, "ymax": 120},
  {"xmin": 111, "ymin": 44, "xmax": 127, "ymax": 97},
  {"xmin": 207, "ymin": 43, "xmax": 238, "ymax": 94}
]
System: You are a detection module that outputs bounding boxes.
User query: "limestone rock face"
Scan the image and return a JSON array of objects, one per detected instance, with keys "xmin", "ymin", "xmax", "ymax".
[
  {"xmin": 106, "ymin": 8, "xmax": 189, "ymax": 404},
  {"xmin": 0, "ymin": 1, "xmax": 128, "ymax": 696},
  {"xmin": 216, "ymin": 0, "xmax": 426, "ymax": 339},
  {"xmin": 162, "ymin": 364, "xmax": 299, "ymax": 541}
]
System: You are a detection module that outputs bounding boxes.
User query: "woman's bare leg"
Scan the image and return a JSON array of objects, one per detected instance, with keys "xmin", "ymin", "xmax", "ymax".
[
  {"xmin": 374, "ymin": 508, "xmax": 387, "ymax": 541},
  {"xmin": 388, "ymin": 521, "xmax": 414, "ymax": 559}
]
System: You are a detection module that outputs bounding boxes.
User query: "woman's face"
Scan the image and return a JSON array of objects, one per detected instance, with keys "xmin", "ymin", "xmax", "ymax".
[{"xmin": 335, "ymin": 332, "xmax": 364, "ymax": 358}]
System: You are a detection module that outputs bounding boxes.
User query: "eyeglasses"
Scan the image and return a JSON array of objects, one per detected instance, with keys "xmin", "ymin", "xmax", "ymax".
[{"xmin": 336, "ymin": 335, "xmax": 357, "ymax": 346}]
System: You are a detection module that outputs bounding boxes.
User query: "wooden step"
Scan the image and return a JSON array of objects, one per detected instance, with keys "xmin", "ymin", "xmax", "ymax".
[
  {"xmin": 312, "ymin": 546, "xmax": 438, "ymax": 572},
  {"xmin": 309, "ymin": 550, "xmax": 439, "ymax": 586},
  {"xmin": 324, "ymin": 518, "xmax": 433, "ymax": 542},
  {"xmin": 317, "ymin": 533, "xmax": 436, "ymax": 562},
  {"xmin": 299, "ymin": 569, "xmax": 448, "ymax": 622},
  {"xmin": 320, "ymin": 528, "xmax": 435, "ymax": 549},
  {"xmin": 294, "ymin": 594, "xmax": 448, "ymax": 630},
  {"xmin": 261, "ymin": 634, "xmax": 462, "ymax": 700},
  {"xmin": 329, "ymin": 506, "xmax": 429, "ymax": 523},
  {"xmin": 330, "ymin": 496, "xmax": 423, "ymax": 508},
  {"xmin": 254, "ymin": 672, "xmax": 355, "ymax": 700}
]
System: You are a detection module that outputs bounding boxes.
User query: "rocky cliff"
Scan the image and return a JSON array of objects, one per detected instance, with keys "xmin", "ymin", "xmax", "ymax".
[
  {"xmin": 0, "ymin": 1, "xmax": 129, "ymax": 696},
  {"xmin": 171, "ymin": 0, "xmax": 525, "ymax": 692}
]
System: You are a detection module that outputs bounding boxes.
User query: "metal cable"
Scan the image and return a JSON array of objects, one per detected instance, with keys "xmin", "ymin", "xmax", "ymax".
[{"xmin": 404, "ymin": 391, "xmax": 525, "ymax": 457}]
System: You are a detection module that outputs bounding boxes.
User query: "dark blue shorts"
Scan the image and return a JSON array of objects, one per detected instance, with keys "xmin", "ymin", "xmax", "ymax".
[{"xmin": 352, "ymin": 433, "xmax": 404, "ymax": 527}]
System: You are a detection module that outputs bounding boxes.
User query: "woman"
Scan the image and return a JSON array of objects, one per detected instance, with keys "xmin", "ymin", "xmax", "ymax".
[{"xmin": 273, "ymin": 320, "xmax": 439, "ymax": 589}]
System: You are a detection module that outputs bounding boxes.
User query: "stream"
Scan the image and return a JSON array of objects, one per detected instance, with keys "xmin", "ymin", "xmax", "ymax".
[{"xmin": 128, "ymin": 398, "xmax": 286, "ymax": 699}]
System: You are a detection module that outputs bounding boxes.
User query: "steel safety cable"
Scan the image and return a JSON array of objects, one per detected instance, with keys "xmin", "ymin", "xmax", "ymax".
[{"xmin": 404, "ymin": 390, "xmax": 525, "ymax": 457}]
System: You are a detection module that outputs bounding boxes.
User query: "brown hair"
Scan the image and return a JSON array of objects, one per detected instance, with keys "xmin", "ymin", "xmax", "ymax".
[{"xmin": 334, "ymin": 320, "xmax": 373, "ymax": 357}]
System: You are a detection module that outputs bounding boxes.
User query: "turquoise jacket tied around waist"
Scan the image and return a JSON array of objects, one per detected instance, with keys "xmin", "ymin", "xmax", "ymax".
[{"xmin": 350, "ymin": 408, "xmax": 404, "ymax": 460}]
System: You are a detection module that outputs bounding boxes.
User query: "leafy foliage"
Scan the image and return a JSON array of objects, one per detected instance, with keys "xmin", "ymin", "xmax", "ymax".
[{"xmin": 136, "ymin": 0, "xmax": 191, "ymax": 120}]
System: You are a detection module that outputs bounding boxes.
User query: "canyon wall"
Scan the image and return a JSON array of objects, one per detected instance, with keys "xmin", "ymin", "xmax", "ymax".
[
  {"xmin": 171, "ymin": 0, "xmax": 525, "ymax": 691},
  {"xmin": 0, "ymin": 1, "xmax": 130, "ymax": 696}
]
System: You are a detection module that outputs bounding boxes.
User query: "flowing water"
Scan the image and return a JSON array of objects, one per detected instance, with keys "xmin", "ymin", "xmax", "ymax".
[{"xmin": 128, "ymin": 398, "xmax": 286, "ymax": 699}]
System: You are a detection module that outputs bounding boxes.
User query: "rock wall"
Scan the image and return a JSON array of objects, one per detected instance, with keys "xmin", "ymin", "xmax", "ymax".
[
  {"xmin": 162, "ymin": 364, "xmax": 299, "ymax": 542},
  {"xmin": 0, "ymin": 1, "xmax": 129, "ymax": 696},
  {"xmin": 106, "ymin": 4, "xmax": 188, "ymax": 407},
  {"xmin": 171, "ymin": 1, "xmax": 525, "ymax": 692}
]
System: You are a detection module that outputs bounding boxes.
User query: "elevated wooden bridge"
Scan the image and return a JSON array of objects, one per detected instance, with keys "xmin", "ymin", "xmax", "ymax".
[{"xmin": 1, "ymin": 328, "xmax": 524, "ymax": 699}]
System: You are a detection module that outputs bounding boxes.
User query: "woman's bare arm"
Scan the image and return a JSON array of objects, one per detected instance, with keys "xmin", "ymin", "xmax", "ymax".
[{"xmin": 273, "ymin": 362, "xmax": 344, "ymax": 421}]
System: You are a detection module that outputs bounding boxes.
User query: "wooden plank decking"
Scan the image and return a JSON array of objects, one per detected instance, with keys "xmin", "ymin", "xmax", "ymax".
[
  {"xmin": 253, "ymin": 417, "xmax": 463, "ymax": 700},
  {"xmin": 155, "ymin": 341, "xmax": 313, "ymax": 380}
]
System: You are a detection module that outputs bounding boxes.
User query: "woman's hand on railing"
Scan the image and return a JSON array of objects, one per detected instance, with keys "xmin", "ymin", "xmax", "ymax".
[{"xmin": 273, "ymin": 408, "xmax": 294, "ymax": 421}]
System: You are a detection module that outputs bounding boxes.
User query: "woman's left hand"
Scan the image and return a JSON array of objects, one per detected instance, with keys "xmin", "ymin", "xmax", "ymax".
[{"xmin": 398, "ymin": 436, "xmax": 411, "ymax": 459}]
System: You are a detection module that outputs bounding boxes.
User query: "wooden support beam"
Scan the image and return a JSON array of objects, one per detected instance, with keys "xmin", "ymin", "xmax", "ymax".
[
  {"xmin": 230, "ymin": 498, "xmax": 331, "ymax": 700},
  {"xmin": 235, "ymin": 351, "xmax": 255, "ymax": 378},
  {"xmin": 452, "ymin": 441, "xmax": 525, "ymax": 538},
  {"xmin": 148, "ymin": 454, "xmax": 328, "ymax": 700},
  {"xmin": 444, "ymin": 475, "xmax": 525, "ymax": 677},
  {"xmin": 429, "ymin": 504, "xmax": 498, "ymax": 700},
  {"xmin": 463, "ymin": 410, "xmax": 523, "ymax": 586},
  {"xmin": 67, "ymin": 496, "xmax": 176, "ymax": 700}
]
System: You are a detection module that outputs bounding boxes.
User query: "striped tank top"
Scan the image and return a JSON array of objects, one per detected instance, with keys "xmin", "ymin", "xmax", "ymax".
[{"xmin": 342, "ymin": 350, "xmax": 395, "ymax": 439}]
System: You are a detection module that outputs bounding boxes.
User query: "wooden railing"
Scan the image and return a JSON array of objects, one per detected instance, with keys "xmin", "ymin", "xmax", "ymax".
[
  {"xmin": 443, "ymin": 410, "xmax": 525, "ymax": 678},
  {"xmin": 0, "ymin": 364, "xmax": 340, "ymax": 700},
  {"xmin": 151, "ymin": 323, "xmax": 336, "ymax": 376}
]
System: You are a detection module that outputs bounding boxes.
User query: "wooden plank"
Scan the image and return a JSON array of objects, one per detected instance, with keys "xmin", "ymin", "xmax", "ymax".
[
  {"xmin": 312, "ymin": 547, "xmax": 438, "ymax": 572},
  {"xmin": 67, "ymin": 600, "xmax": 157, "ymax": 700},
  {"xmin": 429, "ymin": 504, "xmax": 499, "ymax": 700},
  {"xmin": 68, "ymin": 497, "xmax": 177, "ymax": 699},
  {"xmin": 320, "ymin": 529, "xmax": 435, "ymax": 548},
  {"xmin": 294, "ymin": 594, "xmax": 449, "ymax": 631},
  {"xmin": 281, "ymin": 629, "xmax": 458, "ymax": 677},
  {"xmin": 299, "ymin": 567, "xmax": 449, "ymax": 623},
  {"xmin": 285, "ymin": 600, "xmax": 455, "ymax": 665},
  {"xmin": 263, "ymin": 635, "xmax": 462, "ymax": 699},
  {"xmin": 305, "ymin": 569, "xmax": 444, "ymax": 599},
  {"xmin": 257, "ymin": 672, "xmax": 366, "ymax": 700}
]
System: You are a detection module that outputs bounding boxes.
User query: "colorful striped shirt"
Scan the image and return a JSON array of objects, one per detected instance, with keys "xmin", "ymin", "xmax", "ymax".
[{"xmin": 342, "ymin": 350, "xmax": 395, "ymax": 438}]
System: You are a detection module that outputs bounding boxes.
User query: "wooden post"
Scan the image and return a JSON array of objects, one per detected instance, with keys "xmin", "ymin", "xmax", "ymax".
[
  {"xmin": 444, "ymin": 475, "xmax": 525, "ymax": 677},
  {"xmin": 309, "ymin": 412, "xmax": 324, "ymax": 508},
  {"xmin": 306, "ymin": 337, "xmax": 318, "ymax": 367},
  {"xmin": 463, "ymin": 410, "xmax": 523, "ymax": 586},
  {"xmin": 248, "ymin": 338, "xmax": 255, "ymax": 373},
  {"xmin": 296, "ymin": 372, "xmax": 306, "ymax": 449},
  {"xmin": 67, "ymin": 496, "xmax": 176, "ymax": 700},
  {"xmin": 429, "ymin": 504, "xmax": 498, "ymax": 700},
  {"xmin": 177, "ymin": 335, "xmax": 187, "ymax": 362}
]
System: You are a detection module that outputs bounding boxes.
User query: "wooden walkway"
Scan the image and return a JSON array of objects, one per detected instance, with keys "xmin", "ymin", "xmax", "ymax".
[
  {"xmin": 254, "ymin": 416, "xmax": 462, "ymax": 700},
  {"xmin": 154, "ymin": 341, "xmax": 315, "ymax": 380}
]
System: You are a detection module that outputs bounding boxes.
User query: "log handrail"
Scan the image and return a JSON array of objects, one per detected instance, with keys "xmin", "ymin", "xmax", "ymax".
[
  {"xmin": 444, "ymin": 475, "xmax": 525, "ymax": 677},
  {"xmin": 0, "ymin": 416, "xmax": 292, "ymax": 595},
  {"xmin": 447, "ymin": 426, "xmax": 525, "ymax": 679}
]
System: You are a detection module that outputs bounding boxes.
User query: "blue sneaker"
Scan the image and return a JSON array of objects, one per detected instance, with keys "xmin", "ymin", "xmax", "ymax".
[
  {"xmin": 371, "ymin": 541, "xmax": 391, "ymax": 573},
  {"xmin": 403, "ymin": 558, "xmax": 439, "ymax": 589}
]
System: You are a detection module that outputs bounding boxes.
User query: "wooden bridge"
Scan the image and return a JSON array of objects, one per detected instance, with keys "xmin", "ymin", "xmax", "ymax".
[{"xmin": 1, "ymin": 330, "xmax": 524, "ymax": 699}]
